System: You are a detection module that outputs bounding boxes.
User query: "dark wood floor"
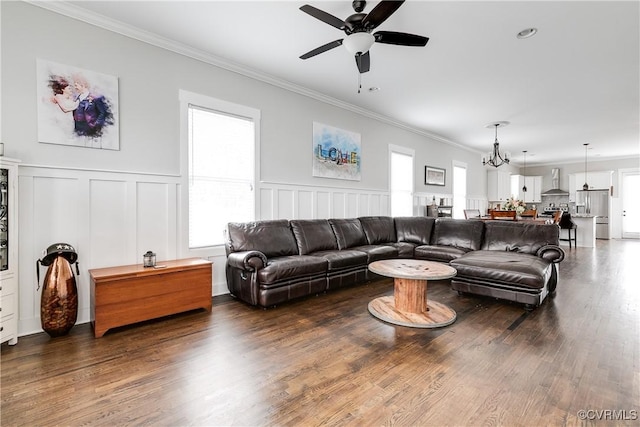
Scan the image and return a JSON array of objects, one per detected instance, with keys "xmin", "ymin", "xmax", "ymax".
[{"xmin": 2, "ymin": 239, "xmax": 639, "ymax": 426}]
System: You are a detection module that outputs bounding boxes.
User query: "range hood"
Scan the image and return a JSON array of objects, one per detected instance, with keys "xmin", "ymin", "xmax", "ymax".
[{"xmin": 541, "ymin": 168, "xmax": 569, "ymax": 196}]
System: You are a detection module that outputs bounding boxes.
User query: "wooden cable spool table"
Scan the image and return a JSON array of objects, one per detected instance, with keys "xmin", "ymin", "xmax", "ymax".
[{"xmin": 368, "ymin": 259, "xmax": 457, "ymax": 328}]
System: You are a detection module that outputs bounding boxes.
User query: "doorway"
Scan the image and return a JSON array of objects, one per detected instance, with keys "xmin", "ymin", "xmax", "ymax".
[{"xmin": 621, "ymin": 170, "xmax": 639, "ymax": 239}]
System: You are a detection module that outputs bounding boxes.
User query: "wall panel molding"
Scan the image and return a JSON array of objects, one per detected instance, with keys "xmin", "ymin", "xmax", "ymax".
[
  {"xmin": 258, "ymin": 182, "xmax": 390, "ymax": 220},
  {"xmin": 17, "ymin": 165, "xmax": 183, "ymax": 337},
  {"xmin": 16, "ymin": 167, "xmax": 391, "ymax": 337}
]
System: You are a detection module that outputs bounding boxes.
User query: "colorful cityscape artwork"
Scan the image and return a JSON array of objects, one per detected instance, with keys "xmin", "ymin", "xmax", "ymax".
[{"xmin": 312, "ymin": 122, "xmax": 361, "ymax": 181}]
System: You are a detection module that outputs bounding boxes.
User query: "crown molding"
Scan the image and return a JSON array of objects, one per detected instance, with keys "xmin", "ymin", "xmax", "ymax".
[
  {"xmin": 530, "ymin": 154, "xmax": 640, "ymax": 169},
  {"xmin": 25, "ymin": 0, "xmax": 477, "ymax": 155}
]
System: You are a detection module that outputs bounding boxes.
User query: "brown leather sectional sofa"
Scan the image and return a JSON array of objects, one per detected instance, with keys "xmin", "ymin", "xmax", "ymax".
[{"xmin": 224, "ymin": 216, "xmax": 565, "ymax": 310}]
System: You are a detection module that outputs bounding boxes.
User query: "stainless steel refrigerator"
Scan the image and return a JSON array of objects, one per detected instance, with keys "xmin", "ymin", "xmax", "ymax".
[{"xmin": 576, "ymin": 189, "xmax": 610, "ymax": 239}]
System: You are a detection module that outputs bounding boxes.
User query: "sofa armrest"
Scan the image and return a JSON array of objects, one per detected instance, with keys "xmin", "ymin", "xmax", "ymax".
[
  {"xmin": 536, "ymin": 244, "xmax": 565, "ymax": 263},
  {"xmin": 227, "ymin": 251, "xmax": 268, "ymax": 271}
]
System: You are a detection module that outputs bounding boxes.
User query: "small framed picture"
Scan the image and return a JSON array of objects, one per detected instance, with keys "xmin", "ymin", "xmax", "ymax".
[{"xmin": 425, "ymin": 166, "xmax": 445, "ymax": 186}]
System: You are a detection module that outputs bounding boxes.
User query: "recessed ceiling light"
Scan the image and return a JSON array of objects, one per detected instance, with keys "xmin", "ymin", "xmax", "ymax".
[
  {"xmin": 517, "ymin": 28, "xmax": 538, "ymax": 39},
  {"xmin": 368, "ymin": 87, "xmax": 380, "ymax": 92}
]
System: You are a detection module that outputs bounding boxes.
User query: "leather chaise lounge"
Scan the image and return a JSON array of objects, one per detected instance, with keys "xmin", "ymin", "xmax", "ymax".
[
  {"xmin": 449, "ymin": 221, "xmax": 564, "ymax": 307},
  {"xmin": 225, "ymin": 216, "xmax": 565, "ymax": 310}
]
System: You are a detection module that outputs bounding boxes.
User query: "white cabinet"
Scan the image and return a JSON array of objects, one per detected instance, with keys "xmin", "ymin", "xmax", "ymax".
[
  {"xmin": 568, "ymin": 174, "xmax": 577, "ymax": 201},
  {"xmin": 487, "ymin": 170, "xmax": 511, "ymax": 202},
  {"xmin": 0, "ymin": 158, "xmax": 19, "ymax": 346},
  {"xmin": 527, "ymin": 176, "xmax": 542, "ymax": 203},
  {"xmin": 589, "ymin": 171, "xmax": 613, "ymax": 191},
  {"xmin": 569, "ymin": 171, "xmax": 613, "ymax": 201},
  {"xmin": 512, "ymin": 175, "xmax": 542, "ymax": 203}
]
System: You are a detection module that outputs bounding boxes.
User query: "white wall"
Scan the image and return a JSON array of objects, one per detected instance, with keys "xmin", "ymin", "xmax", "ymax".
[
  {"xmin": 17, "ymin": 166, "xmax": 182, "ymax": 335},
  {"xmin": 1, "ymin": 2, "xmax": 487, "ymax": 336}
]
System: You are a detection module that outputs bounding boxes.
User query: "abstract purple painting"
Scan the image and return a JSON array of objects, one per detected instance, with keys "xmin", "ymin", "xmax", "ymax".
[{"xmin": 37, "ymin": 59, "xmax": 119, "ymax": 150}]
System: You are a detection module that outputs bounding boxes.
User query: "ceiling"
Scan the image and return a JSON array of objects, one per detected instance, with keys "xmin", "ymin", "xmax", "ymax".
[{"xmin": 57, "ymin": 0, "xmax": 639, "ymax": 166}]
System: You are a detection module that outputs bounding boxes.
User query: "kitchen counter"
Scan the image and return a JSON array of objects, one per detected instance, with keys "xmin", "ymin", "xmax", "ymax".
[{"xmin": 568, "ymin": 215, "xmax": 596, "ymax": 248}]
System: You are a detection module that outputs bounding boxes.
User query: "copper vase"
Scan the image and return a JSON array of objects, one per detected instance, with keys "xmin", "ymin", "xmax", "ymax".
[{"xmin": 41, "ymin": 256, "xmax": 78, "ymax": 337}]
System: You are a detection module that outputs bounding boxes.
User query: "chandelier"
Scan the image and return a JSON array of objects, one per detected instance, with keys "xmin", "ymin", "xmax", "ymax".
[{"xmin": 482, "ymin": 121, "xmax": 510, "ymax": 168}]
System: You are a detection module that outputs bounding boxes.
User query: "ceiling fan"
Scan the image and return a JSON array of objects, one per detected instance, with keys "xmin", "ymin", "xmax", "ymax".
[{"xmin": 299, "ymin": 0, "xmax": 429, "ymax": 74}]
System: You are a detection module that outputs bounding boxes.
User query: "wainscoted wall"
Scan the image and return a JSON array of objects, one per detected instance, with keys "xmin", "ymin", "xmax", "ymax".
[
  {"xmin": 257, "ymin": 184, "xmax": 488, "ymax": 222},
  {"xmin": 15, "ymin": 164, "xmax": 488, "ymax": 336},
  {"xmin": 17, "ymin": 165, "xmax": 182, "ymax": 336},
  {"xmin": 258, "ymin": 181, "xmax": 390, "ymax": 220},
  {"xmin": 16, "ymin": 166, "xmax": 395, "ymax": 336}
]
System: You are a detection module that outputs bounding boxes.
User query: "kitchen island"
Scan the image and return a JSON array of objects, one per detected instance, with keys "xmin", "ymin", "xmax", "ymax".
[{"xmin": 570, "ymin": 215, "xmax": 596, "ymax": 248}]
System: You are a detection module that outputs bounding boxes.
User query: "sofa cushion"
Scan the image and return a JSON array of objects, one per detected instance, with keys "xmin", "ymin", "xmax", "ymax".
[
  {"xmin": 227, "ymin": 220, "xmax": 299, "ymax": 258},
  {"xmin": 328, "ymin": 218, "xmax": 367, "ymax": 250},
  {"xmin": 450, "ymin": 250, "xmax": 552, "ymax": 290},
  {"xmin": 290, "ymin": 219, "xmax": 338, "ymax": 255},
  {"xmin": 482, "ymin": 222, "xmax": 560, "ymax": 255},
  {"xmin": 432, "ymin": 218, "xmax": 485, "ymax": 251},
  {"xmin": 390, "ymin": 242, "xmax": 416, "ymax": 258},
  {"xmin": 414, "ymin": 244, "xmax": 469, "ymax": 263},
  {"xmin": 258, "ymin": 255, "xmax": 328, "ymax": 285},
  {"xmin": 309, "ymin": 249, "xmax": 368, "ymax": 271},
  {"xmin": 394, "ymin": 216, "xmax": 435, "ymax": 245},
  {"xmin": 359, "ymin": 216, "xmax": 396, "ymax": 245},
  {"xmin": 351, "ymin": 245, "xmax": 398, "ymax": 263}
]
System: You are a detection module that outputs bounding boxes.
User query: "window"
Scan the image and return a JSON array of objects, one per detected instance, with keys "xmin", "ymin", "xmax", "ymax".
[
  {"xmin": 180, "ymin": 91, "xmax": 259, "ymax": 249},
  {"xmin": 452, "ymin": 162, "xmax": 467, "ymax": 219},
  {"xmin": 389, "ymin": 145, "xmax": 414, "ymax": 217}
]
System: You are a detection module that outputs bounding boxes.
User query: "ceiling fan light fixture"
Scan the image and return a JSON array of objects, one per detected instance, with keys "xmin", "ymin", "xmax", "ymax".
[{"xmin": 343, "ymin": 32, "xmax": 375, "ymax": 55}]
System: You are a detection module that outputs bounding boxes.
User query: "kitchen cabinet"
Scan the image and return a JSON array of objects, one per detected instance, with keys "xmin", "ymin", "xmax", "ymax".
[
  {"xmin": 569, "ymin": 171, "xmax": 613, "ymax": 201},
  {"xmin": 570, "ymin": 215, "xmax": 596, "ymax": 248},
  {"xmin": 589, "ymin": 171, "xmax": 613, "ymax": 191},
  {"xmin": 487, "ymin": 170, "xmax": 511, "ymax": 202},
  {"xmin": 1, "ymin": 158, "xmax": 20, "ymax": 346},
  {"xmin": 511, "ymin": 175, "xmax": 542, "ymax": 203},
  {"xmin": 568, "ymin": 174, "xmax": 576, "ymax": 201}
]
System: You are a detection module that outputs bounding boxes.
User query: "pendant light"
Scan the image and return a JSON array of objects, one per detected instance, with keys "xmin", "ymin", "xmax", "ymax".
[
  {"xmin": 582, "ymin": 143, "xmax": 589, "ymax": 190},
  {"xmin": 521, "ymin": 150, "xmax": 528, "ymax": 192},
  {"xmin": 482, "ymin": 121, "xmax": 510, "ymax": 168}
]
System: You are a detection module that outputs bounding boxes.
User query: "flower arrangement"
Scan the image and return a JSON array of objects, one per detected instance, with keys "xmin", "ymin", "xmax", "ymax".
[{"xmin": 503, "ymin": 197, "xmax": 526, "ymax": 214}]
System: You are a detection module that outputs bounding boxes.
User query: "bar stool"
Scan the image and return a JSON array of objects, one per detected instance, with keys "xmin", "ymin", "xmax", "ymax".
[{"xmin": 559, "ymin": 212, "xmax": 577, "ymax": 248}]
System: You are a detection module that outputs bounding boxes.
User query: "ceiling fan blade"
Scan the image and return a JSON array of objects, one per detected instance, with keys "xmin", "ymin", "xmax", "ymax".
[
  {"xmin": 300, "ymin": 39, "xmax": 344, "ymax": 59},
  {"xmin": 300, "ymin": 5, "xmax": 348, "ymax": 31},
  {"xmin": 362, "ymin": 1, "xmax": 404, "ymax": 30},
  {"xmin": 374, "ymin": 31, "xmax": 428, "ymax": 46},
  {"xmin": 355, "ymin": 52, "xmax": 370, "ymax": 73}
]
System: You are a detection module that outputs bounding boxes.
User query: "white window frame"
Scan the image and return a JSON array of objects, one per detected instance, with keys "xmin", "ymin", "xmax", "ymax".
[
  {"xmin": 388, "ymin": 144, "xmax": 415, "ymax": 217},
  {"xmin": 178, "ymin": 90, "xmax": 261, "ymax": 258}
]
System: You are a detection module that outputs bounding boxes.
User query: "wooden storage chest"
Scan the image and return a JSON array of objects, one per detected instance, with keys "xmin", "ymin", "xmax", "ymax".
[{"xmin": 89, "ymin": 258, "xmax": 212, "ymax": 337}]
